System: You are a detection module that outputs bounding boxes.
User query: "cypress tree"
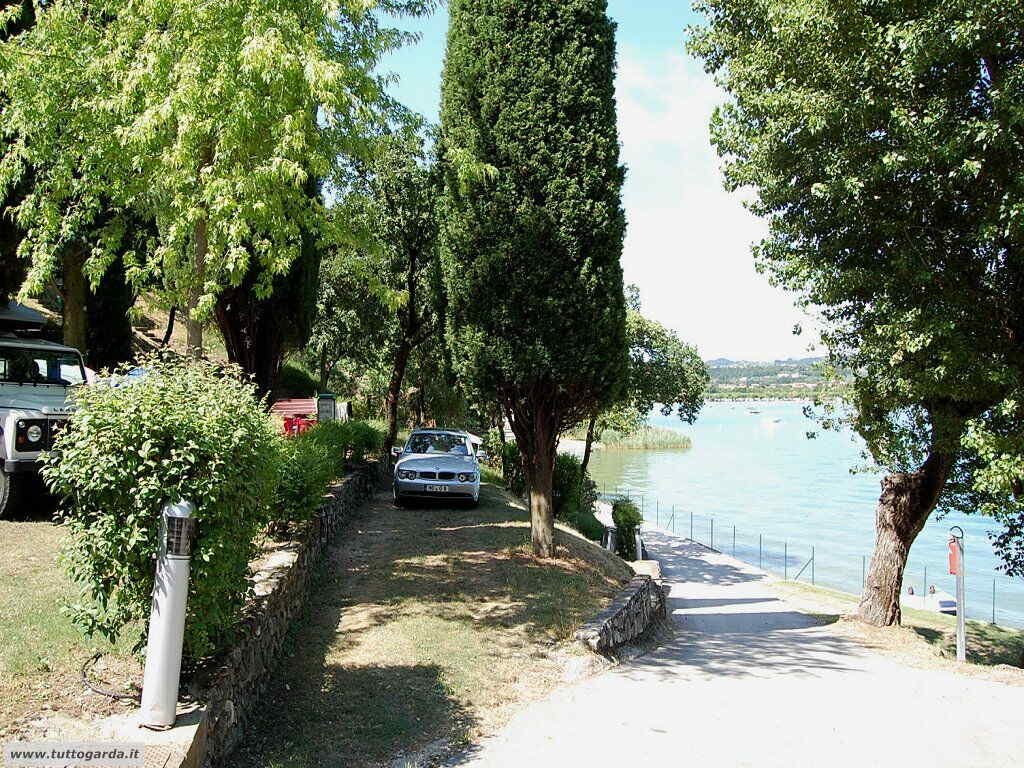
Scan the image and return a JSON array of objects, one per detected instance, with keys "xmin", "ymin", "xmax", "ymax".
[{"xmin": 440, "ymin": 0, "xmax": 627, "ymax": 557}]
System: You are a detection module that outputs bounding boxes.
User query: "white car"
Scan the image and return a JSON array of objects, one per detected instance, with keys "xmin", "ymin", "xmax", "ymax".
[
  {"xmin": 0, "ymin": 336, "xmax": 85, "ymax": 517},
  {"xmin": 393, "ymin": 429, "xmax": 481, "ymax": 507}
]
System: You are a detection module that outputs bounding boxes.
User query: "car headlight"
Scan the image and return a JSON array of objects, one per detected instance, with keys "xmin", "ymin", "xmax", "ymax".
[
  {"xmin": 398, "ymin": 470, "xmax": 417, "ymax": 480},
  {"xmin": 458, "ymin": 472, "xmax": 476, "ymax": 483},
  {"xmin": 26, "ymin": 424, "xmax": 43, "ymax": 443}
]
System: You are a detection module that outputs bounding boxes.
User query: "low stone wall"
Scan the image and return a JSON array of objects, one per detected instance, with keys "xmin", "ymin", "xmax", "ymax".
[
  {"xmin": 196, "ymin": 463, "xmax": 379, "ymax": 767},
  {"xmin": 575, "ymin": 575, "xmax": 666, "ymax": 653}
]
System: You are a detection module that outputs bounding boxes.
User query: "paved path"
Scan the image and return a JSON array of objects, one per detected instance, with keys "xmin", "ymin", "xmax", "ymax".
[{"xmin": 451, "ymin": 526, "xmax": 1022, "ymax": 767}]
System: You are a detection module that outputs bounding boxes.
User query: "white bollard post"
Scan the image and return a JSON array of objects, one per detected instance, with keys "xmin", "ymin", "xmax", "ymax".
[
  {"xmin": 139, "ymin": 500, "xmax": 196, "ymax": 730},
  {"xmin": 635, "ymin": 530, "xmax": 643, "ymax": 562}
]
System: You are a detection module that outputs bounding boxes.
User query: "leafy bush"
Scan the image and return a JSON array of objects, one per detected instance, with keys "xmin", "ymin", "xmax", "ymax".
[
  {"xmin": 501, "ymin": 442, "xmax": 526, "ymax": 497},
  {"xmin": 278, "ymin": 363, "xmax": 319, "ymax": 397},
  {"xmin": 612, "ymin": 499, "xmax": 644, "ymax": 560},
  {"xmin": 553, "ymin": 454, "xmax": 603, "ymax": 542},
  {"xmin": 274, "ymin": 431, "xmax": 336, "ymax": 525},
  {"xmin": 42, "ymin": 354, "xmax": 279, "ymax": 661},
  {"xmin": 275, "ymin": 420, "xmax": 384, "ymax": 525}
]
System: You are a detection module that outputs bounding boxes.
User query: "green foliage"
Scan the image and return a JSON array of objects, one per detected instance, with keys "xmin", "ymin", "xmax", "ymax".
[
  {"xmin": 599, "ymin": 425, "xmax": 692, "ymax": 451},
  {"xmin": 440, "ymin": 0, "xmax": 628, "ymax": 552},
  {"xmin": 0, "ymin": 0, "xmax": 432, "ymax": 313},
  {"xmin": 500, "ymin": 442, "xmax": 526, "ymax": 498},
  {"xmin": 612, "ymin": 499, "xmax": 643, "ymax": 561},
  {"xmin": 690, "ymin": 0, "xmax": 1024, "ymax": 570},
  {"xmin": 279, "ymin": 363, "xmax": 320, "ymax": 398},
  {"xmin": 552, "ymin": 454, "xmax": 603, "ymax": 542},
  {"xmin": 274, "ymin": 420, "xmax": 383, "ymax": 526},
  {"xmin": 41, "ymin": 354, "xmax": 279, "ymax": 661}
]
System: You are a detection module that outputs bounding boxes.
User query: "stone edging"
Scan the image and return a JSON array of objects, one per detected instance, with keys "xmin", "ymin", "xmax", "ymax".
[
  {"xmin": 196, "ymin": 463, "xmax": 380, "ymax": 767},
  {"xmin": 574, "ymin": 575, "xmax": 666, "ymax": 653}
]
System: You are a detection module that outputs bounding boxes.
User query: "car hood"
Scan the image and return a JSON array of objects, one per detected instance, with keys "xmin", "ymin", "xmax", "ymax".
[
  {"xmin": 0, "ymin": 385, "xmax": 74, "ymax": 415},
  {"xmin": 395, "ymin": 454, "xmax": 478, "ymax": 473}
]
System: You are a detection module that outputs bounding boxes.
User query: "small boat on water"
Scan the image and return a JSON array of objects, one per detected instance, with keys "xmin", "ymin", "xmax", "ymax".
[
  {"xmin": 901, "ymin": 589, "xmax": 958, "ymax": 616},
  {"xmin": 748, "ymin": 409, "xmax": 761, "ymax": 414}
]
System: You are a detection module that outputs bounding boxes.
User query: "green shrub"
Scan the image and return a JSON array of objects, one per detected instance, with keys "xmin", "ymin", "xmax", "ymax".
[
  {"xmin": 42, "ymin": 354, "xmax": 279, "ymax": 661},
  {"xmin": 274, "ymin": 431, "xmax": 336, "ymax": 525},
  {"xmin": 553, "ymin": 454, "xmax": 603, "ymax": 542},
  {"xmin": 501, "ymin": 442, "xmax": 526, "ymax": 497},
  {"xmin": 278, "ymin": 363, "xmax": 319, "ymax": 397},
  {"xmin": 612, "ymin": 498, "xmax": 644, "ymax": 560},
  {"xmin": 275, "ymin": 420, "xmax": 384, "ymax": 525}
]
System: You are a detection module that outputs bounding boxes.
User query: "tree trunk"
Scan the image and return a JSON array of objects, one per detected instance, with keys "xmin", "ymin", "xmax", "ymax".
[
  {"xmin": 383, "ymin": 338, "xmax": 413, "ymax": 462},
  {"xmin": 858, "ymin": 448, "xmax": 957, "ymax": 626},
  {"xmin": 508, "ymin": 405, "xmax": 557, "ymax": 559},
  {"xmin": 580, "ymin": 413, "xmax": 598, "ymax": 475},
  {"xmin": 526, "ymin": 439, "xmax": 555, "ymax": 558},
  {"xmin": 162, "ymin": 306, "xmax": 177, "ymax": 346},
  {"xmin": 62, "ymin": 247, "xmax": 88, "ymax": 356},
  {"xmin": 185, "ymin": 217, "xmax": 208, "ymax": 356}
]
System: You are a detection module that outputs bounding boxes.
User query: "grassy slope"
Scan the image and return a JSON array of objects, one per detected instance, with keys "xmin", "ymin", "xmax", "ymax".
[
  {"xmin": 775, "ymin": 581, "xmax": 1024, "ymax": 670},
  {"xmin": 0, "ymin": 494, "xmax": 141, "ymax": 738},
  {"xmin": 226, "ymin": 483, "xmax": 632, "ymax": 768}
]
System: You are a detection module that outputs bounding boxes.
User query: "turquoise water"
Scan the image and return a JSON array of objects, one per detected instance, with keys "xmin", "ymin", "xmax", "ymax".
[{"xmin": 585, "ymin": 401, "xmax": 1024, "ymax": 628}]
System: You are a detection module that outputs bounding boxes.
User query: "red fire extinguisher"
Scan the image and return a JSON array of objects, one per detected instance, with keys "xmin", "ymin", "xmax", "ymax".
[{"xmin": 948, "ymin": 537, "xmax": 959, "ymax": 575}]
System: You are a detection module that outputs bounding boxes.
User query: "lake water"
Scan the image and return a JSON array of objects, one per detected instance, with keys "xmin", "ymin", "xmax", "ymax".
[{"xmin": 585, "ymin": 401, "xmax": 1024, "ymax": 628}]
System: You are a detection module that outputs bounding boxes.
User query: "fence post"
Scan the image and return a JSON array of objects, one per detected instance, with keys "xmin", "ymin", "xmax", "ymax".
[{"xmin": 784, "ymin": 541, "xmax": 788, "ymax": 580}]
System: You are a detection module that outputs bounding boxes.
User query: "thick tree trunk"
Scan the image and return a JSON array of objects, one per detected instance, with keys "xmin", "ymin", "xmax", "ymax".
[
  {"xmin": 85, "ymin": 255, "xmax": 134, "ymax": 371},
  {"xmin": 858, "ymin": 448, "xmax": 957, "ymax": 626},
  {"xmin": 383, "ymin": 338, "xmax": 413, "ymax": 462},
  {"xmin": 580, "ymin": 413, "xmax": 598, "ymax": 475},
  {"xmin": 508, "ymin": 405, "xmax": 558, "ymax": 559},
  {"xmin": 62, "ymin": 248, "xmax": 88, "ymax": 356},
  {"xmin": 526, "ymin": 440, "xmax": 556, "ymax": 558}
]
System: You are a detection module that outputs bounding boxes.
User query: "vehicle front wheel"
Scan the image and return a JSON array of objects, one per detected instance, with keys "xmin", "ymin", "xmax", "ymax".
[
  {"xmin": 393, "ymin": 486, "xmax": 406, "ymax": 508},
  {"xmin": 0, "ymin": 469, "xmax": 13, "ymax": 520}
]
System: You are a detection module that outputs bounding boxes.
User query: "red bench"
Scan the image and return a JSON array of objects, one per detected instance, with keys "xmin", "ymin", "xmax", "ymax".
[{"xmin": 271, "ymin": 399, "xmax": 317, "ymax": 436}]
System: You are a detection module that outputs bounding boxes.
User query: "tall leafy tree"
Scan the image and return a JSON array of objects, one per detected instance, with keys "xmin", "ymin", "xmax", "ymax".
[
  {"xmin": 440, "ymin": 0, "xmax": 627, "ymax": 557},
  {"xmin": 580, "ymin": 288, "xmax": 709, "ymax": 474},
  {"xmin": 691, "ymin": 0, "xmax": 1024, "ymax": 624},
  {"xmin": 0, "ymin": 0, "xmax": 35, "ymax": 306},
  {"xmin": 0, "ymin": 0, "xmax": 432, "ymax": 368}
]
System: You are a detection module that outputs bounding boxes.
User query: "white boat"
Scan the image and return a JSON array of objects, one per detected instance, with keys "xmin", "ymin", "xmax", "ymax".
[{"xmin": 901, "ymin": 589, "xmax": 958, "ymax": 616}]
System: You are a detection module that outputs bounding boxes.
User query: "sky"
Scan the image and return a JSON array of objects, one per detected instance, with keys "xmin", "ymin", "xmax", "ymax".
[{"xmin": 381, "ymin": 1, "xmax": 821, "ymax": 362}]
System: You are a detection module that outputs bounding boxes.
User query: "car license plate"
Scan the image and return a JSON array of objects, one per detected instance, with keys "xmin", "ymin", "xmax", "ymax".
[{"xmin": 425, "ymin": 485, "xmax": 447, "ymax": 492}]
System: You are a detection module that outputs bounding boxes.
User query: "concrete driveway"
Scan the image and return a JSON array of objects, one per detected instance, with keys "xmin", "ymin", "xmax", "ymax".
[{"xmin": 448, "ymin": 526, "xmax": 1022, "ymax": 767}]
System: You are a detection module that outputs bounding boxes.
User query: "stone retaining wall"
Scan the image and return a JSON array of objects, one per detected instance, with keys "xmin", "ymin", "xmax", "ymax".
[
  {"xmin": 196, "ymin": 463, "xmax": 379, "ymax": 767},
  {"xmin": 574, "ymin": 575, "xmax": 666, "ymax": 653}
]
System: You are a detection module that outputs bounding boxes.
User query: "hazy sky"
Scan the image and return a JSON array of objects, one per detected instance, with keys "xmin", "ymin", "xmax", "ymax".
[{"xmin": 381, "ymin": 1, "xmax": 821, "ymax": 362}]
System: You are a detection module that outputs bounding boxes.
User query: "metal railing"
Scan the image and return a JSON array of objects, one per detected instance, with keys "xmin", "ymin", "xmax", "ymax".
[{"xmin": 598, "ymin": 486, "xmax": 1019, "ymax": 627}]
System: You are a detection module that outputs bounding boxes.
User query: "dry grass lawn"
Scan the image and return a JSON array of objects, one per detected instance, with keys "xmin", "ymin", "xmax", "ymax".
[
  {"xmin": 226, "ymin": 483, "xmax": 632, "ymax": 768},
  {"xmin": 774, "ymin": 581, "xmax": 1024, "ymax": 684},
  {"xmin": 0, "ymin": 487, "xmax": 142, "ymax": 740}
]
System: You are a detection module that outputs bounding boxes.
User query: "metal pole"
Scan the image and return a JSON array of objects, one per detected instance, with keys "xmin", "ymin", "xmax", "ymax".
[
  {"xmin": 953, "ymin": 530, "xmax": 966, "ymax": 662},
  {"xmin": 784, "ymin": 541, "xmax": 788, "ymax": 580}
]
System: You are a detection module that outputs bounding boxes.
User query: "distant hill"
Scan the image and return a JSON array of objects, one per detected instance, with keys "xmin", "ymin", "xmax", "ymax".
[{"xmin": 703, "ymin": 357, "xmax": 842, "ymax": 400}]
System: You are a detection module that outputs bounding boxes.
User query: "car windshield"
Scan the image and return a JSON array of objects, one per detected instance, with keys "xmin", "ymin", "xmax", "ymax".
[
  {"xmin": 405, "ymin": 433, "xmax": 470, "ymax": 455},
  {"xmin": 0, "ymin": 346, "xmax": 85, "ymax": 386}
]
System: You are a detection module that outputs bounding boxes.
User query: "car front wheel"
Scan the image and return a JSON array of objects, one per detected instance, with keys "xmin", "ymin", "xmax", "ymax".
[{"xmin": 0, "ymin": 469, "xmax": 13, "ymax": 519}]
